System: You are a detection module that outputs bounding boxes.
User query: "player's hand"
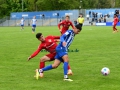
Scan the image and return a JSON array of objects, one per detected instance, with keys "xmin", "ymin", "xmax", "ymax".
[
  {"xmin": 28, "ymin": 57, "xmax": 31, "ymax": 61},
  {"xmin": 59, "ymin": 29, "xmax": 62, "ymax": 32},
  {"xmin": 63, "ymin": 42, "xmax": 66, "ymax": 47}
]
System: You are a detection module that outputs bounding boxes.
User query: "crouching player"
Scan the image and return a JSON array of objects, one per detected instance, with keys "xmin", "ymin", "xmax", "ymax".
[
  {"xmin": 36, "ymin": 24, "xmax": 82, "ymax": 81},
  {"xmin": 28, "ymin": 33, "xmax": 73, "ymax": 77}
]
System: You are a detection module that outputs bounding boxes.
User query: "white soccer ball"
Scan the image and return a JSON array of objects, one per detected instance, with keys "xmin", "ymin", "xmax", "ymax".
[{"xmin": 101, "ymin": 67, "xmax": 110, "ymax": 76}]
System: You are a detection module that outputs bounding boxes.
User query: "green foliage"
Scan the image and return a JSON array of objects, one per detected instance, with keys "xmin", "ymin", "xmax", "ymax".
[{"xmin": 0, "ymin": 0, "xmax": 120, "ymax": 18}]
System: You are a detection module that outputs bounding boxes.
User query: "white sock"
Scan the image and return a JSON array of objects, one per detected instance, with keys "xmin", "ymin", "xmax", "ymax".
[
  {"xmin": 64, "ymin": 75, "xmax": 68, "ymax": 79},
  {"xmin": 38, "ymin": 69, "xmax": 43, "ymax": 73}
]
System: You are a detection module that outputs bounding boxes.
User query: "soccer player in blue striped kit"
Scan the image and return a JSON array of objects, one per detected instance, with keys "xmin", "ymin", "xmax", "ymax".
[{"xmin": 35, "ymin": 24, "xmax": 82, "ymax": 81}]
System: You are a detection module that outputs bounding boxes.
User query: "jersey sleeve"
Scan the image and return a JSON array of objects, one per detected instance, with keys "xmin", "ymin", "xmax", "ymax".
[
  {"xmin": 52, "ymin": 36, "xmax": 60, "ymax": 39},
  {"xmin": 30, "ymin": 44, "xmax": 43, "ymax": 58},
  {"xmin": 70, "ymin": 21, "xmax": 75, "ymax": 29},
  {"xmin": 58, "ymin": 21, "xmax": 64, "ymax": 29}
]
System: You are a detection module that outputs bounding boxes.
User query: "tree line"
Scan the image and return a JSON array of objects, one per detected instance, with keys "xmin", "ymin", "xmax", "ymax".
[{"xmin": 0, "ymin": 0, "xmax": 120, "ymax": 18}]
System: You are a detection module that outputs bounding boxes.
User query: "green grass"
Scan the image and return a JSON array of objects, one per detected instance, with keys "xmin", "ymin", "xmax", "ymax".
[{"xmin": 0, "ymin": 26, "xmax": 120, "ymax": 90}]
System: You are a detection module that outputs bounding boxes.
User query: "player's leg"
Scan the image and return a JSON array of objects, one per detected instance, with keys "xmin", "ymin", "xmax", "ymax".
[
  {"xmin": 40, "ymin": 56, "xmax": 51, "ymax": 69},
  {"xmin": 114, "ymin": 25, "xmax": 119, "ymax": 32},
  {"xmin": 37, "ymin": 59, "xmax": 61, "ymax": 75},
  {"xmin": 33, "ymin": 25, "xmax": 36, "ymax": 32},
  {"xmin": 62, "ymin": 55, "xmax": 73, "ymax": 81},
  {"xmin": 35, "ymin": 54, "xmax": 61, "ymax": 79},
  {"xmin": 113, "ymin": 25, "xmax": 116, "ymax": 33},
  {"xmin": 62, "ymin": 61, "xmax": 72, "ymax": 75},
  {"xmin": 21, "ymin": 25, "xmax": 23, "ymax": 30},
  {"xmin": 62, "ymin": 55, "xmax": 69, "ymax": 79},
  {"xmin": 38, "ymin": 55, "xmax": 51, "ymax": 77},
  {"xmin": 22, "ymin": 25, "xmax": 24, "ymax": 29},
  {"xmin": 46, "ymin": 52, "xmax": 73, "ymax": 75},
  {"xmin": 32, "ymin": 25, "xmax": 34, "ymax": 33},
  {"xmin": 40, "ymin": 53, "xmax": 56, "ymax": 68},
  {"xmin": 67, "ymin": 64, "xmax": 73, "ymax": 75}
]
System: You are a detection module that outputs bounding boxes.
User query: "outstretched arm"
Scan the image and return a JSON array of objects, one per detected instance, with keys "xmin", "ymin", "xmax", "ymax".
[
  {"xmin": 52, "ymin": 36, "xmax": 60, "ymax": 42},
  {"xmin": 28, "ymin": 45, "xmax": 42, "ymax": 61}
]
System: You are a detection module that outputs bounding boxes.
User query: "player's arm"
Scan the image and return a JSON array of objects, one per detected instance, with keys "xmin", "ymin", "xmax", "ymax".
[
  {"xmin": 77, "ymin": 18, "xmax": 79, "ymax": 23},
  {"xmin": 52, "ymin": 36, "xmax": 60, "ymax": 42},
  {"xmin": 36, "ymin": 20, "xmax": 37, "ymax": 24},
  {"xmin": 58, "ymin": 21, "xmax": 63, "ymax": 32},
  {"xmin": 70, "ymin": 21, "xmax": 75, "ymax": 29},
  {"xmin": 60, "ymin": 31, "xmax": 70, "ymax": 47},
  {"xmin": 30, "ymin": 19, "xmax": 32, "ymax": 25},
  {"xmin": 83, "ymin": 18, "xmax": 84, "ymax": 23},
  {"xmin": 28, "ymin": 45, "xmax": 43, "ymax": 61}
]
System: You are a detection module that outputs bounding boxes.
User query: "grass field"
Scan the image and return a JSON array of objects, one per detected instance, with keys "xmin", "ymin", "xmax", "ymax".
[{"xmin": 0, "ymin": 26, "xmax": 120, "ymax": 90}]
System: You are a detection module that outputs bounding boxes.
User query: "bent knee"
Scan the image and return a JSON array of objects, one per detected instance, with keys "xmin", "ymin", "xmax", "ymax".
[
  {"xmin": 52, "ymin": 64, "xmax": 59, "ymax": 69},
  {"xmin": 40, "ymin": 58, "xmax": 45, "ymax": 62}
]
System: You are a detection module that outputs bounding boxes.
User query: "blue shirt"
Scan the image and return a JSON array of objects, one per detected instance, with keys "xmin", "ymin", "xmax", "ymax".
[
  {"xmin": 118, "ymin": 15, "xmax": 120, "ymax": 20},
  {"xmin": 57, "ymin": 30, "xmax": 75, "ymax": 51}
]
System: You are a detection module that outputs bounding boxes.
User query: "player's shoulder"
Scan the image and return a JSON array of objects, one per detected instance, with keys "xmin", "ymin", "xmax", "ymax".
[
  {"xmin": 65, "ymin": 30, "xmax": 73, "ymax": 34},
  {"xmin": 68, "ymin": 20, "xmax": 72, "ymax": 23},
  {"xmin": 61, "ymin": 20, "xmax": 66, "ymax": 23},
  {"xmin": 67, "ymin": 30, "xmax": 73, "ymax": 32},
  {"xmin": 38, "ymin": 42, "xmax": 43, "ymax": 48}
]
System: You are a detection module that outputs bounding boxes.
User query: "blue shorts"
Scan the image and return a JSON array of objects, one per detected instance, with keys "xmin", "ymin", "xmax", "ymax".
[
  {"xmin": 55, "ymin": 47, "xmax": 68, "ymax": 62},
  {"xmin": 32, "ymin": 25, "xmax": 36, "ymax": 28},
  {"xmin": 21, "ymin": 24, "xmax": 24, "ymax": 26}
]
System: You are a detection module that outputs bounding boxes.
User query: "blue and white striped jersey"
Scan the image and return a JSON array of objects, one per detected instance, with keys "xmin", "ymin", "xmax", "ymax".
[
  {"xmin": 32, "ymin": 19, "xmax": 37, "ymax": 25},
  {"xmin": 20, "ymin": 19, "xmax": 25, "ymax": 25},
  {"xmin": 58, "ymin": 30, "xmax": 75, "ymax": 51}
]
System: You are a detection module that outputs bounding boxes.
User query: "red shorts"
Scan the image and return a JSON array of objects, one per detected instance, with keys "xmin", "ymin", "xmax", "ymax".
[{"xmin": 46, "ymin": 52, "xmax": 56, "ymax": 60}]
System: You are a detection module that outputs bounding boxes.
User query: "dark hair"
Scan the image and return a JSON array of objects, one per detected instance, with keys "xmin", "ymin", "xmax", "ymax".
[
  {"xmin": 114, "ymin": 14, "xmax": 118, "ymax": 17},
  {"xmin": 75, "ymin": 24, "xmax": 82, "ymax": 31},
  {"xmin": 65, "ymin": 15, "xmax": 70, "ymax": 18},
  {"xmin": 36, "ymin": 33, "xmax": 42, "ymax": 39}
]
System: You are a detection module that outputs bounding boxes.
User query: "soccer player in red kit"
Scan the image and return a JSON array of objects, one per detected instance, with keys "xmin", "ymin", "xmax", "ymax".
[
  {"xmin": 28, "ymin": 33, "xmax": 72, "ymax": 77},
  {"xmin": 58, "ymin": 15, "xmax": 75, "ymax": 35},
  {"xmin": 113, "ymin": 14, "xmax": 119, "ymax": 33}
]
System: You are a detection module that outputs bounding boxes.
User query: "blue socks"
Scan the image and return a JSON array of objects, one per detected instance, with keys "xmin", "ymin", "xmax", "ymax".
[
  {"xmin": 63, "ymin": 62, "xmax": 68, "ymax": 76},
  {"xmin": 42, "ymin": 65, "xmax": 53, "ymax": 71}
]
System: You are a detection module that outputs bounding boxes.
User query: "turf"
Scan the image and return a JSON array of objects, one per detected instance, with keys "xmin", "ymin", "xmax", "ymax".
[{"xmin": 0, "ymin": 26, "xmax": 120, "ymax": 90}]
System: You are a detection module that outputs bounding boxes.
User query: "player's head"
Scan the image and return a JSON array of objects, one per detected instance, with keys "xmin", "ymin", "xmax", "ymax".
[
  {"xmin": 73, "ymin": 24, "xmax": 82, "ymax": 34},
  {"xmin": 65, "ymin": 15, "xmax": 70, "ymax": 21},
  {"xmin": 36, "ymin": 33, "xmax": 45, "ymax": 41},
  {"xmin": 114, "ymin": 14, "xmax": 118, "ymax": 18},
  {"xmin": 79, "ymin": 14, "xmax": 83, "ymax": 17}
]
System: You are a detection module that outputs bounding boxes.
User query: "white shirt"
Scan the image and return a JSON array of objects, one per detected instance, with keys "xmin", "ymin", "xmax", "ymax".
[
  {"xmin": 21, "ymin": 19, "xmax": 25, "ymax": 25},
  {"xmin": 32, "ymin": 19, "xmax": 37, "ymax": 25}
]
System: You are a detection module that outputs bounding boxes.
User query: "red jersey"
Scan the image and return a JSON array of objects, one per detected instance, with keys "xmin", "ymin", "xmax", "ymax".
[
  {"xmin": 113, "ymin": 17, "xmax": 119, "ymax": 25},
  {"xmin": 58, "ymin": 20, "xmax": 74, "ymax": 34},
  {"xmin": 30, "ymin": 36, "xmax": 60, "ymax": 58}
]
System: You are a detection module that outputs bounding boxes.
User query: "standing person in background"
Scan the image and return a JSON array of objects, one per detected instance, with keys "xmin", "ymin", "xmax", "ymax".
[
  {"xmin": 31, "ymin": 16, "xmax": 37, "ymax": 33},
  {"xmin": 113, "ymin": 14, "xmax": 119, "ymax": 33},
  {"xmin": 77, "ymin": 14, "xmax": 84, "ymax": 28},
  {"xmin": 18, "ymin": 17, "xmax": 25, "ymax": 30},
  {"xmin": 58, "ymin": 15, "xmax": 75, "ymax": 35}
]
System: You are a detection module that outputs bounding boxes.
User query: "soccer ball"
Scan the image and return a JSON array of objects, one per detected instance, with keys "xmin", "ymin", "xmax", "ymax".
[{"xmin": 101, "ymin": 67, "xmax": 110, "ymax": 76}]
